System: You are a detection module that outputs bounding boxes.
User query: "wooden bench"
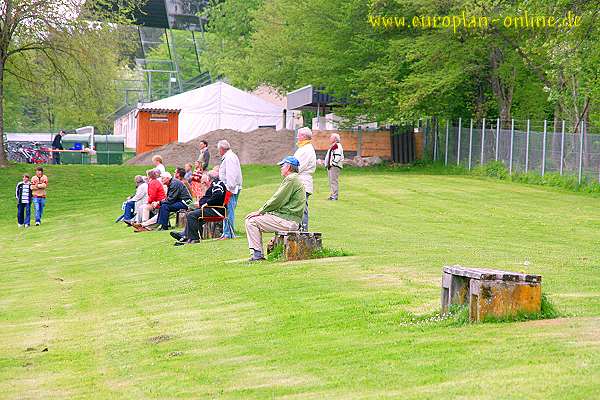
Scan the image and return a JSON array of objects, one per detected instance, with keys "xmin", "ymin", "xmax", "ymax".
[
  {"xmin": 441, "ymin": 265, "xmax": 542, "ymax": 321},
  {"xmin": 267, "ymin": 231, "xmax": 322, "ymax": 261}
]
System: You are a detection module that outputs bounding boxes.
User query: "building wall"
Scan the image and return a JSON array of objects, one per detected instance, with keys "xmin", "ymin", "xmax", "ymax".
[{"xmin": 312, "ymin": 130, "xmax": 391, "ymax": 159}]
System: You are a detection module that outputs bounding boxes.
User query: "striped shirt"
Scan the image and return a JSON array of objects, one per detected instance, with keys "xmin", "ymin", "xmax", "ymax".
[{"xmin": 16, "ymin": 182, "xmax": 31, "ymax": 204}]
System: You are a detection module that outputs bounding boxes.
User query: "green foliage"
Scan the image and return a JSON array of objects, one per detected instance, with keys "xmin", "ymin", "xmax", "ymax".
[
  {"xmin": 311, "ymin": 247, "xmax": 351, "ymax": 259},
  {"xmin": 266, "ymin": 243, "xmax": 285, "ymax": 262},
  {"xmin": 399, "ymin": 304, "xmax": 470, "ymax": 328},
  {"xmin": 473, "ymin": 160, "xmax": 509, "ymax": 180},
  {"xmin": 267, "ymin": 244, "xmax": 351, "ymax": 262}
]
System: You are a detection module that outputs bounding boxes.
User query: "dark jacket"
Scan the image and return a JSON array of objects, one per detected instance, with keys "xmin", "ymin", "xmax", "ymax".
[
  {"xmin": 16, "ymin": 182, "xmax": 32, "ymax": 204},
  {"xmin": 199, "ymin": 179, "xmax": 226, "ymax": 207},
  {"xmin": 52, "ymin": 134, "xmax": 64, "ymax": 150},
  {"xmin": 198, "ymin": 148, "xmax": 210, "ymax": 170},
  {"xmin": 164, "ymin": 178, "xmax": 192, "ymax": 204}
]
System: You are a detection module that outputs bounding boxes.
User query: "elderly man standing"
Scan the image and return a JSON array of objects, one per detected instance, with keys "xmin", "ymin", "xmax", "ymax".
[
  {"xmin": 325, "ymin": 133, "xmax": 344, "ymax": 200},
  {"xmin": 245, "ymin": 156, "xmax": 305, "ymax": 261},
  {"xmin": 218, "ymin": 140, "xmax": 243, "ymax": 239},
  {"xmin": 293, "ymin": 127, "xmax": 316, "ymax": 231}
]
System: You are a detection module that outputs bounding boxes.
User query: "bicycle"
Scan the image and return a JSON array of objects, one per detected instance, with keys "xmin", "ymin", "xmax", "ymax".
[{"xmin": 8, "ymin": 142, "xmax": 51, "ymax": 164}]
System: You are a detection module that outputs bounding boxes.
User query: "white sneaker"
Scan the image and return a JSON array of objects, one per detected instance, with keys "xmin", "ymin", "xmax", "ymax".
[
  {"xmin": 35, "ymin": 222, "xmax": 40, "ymax": 226},
  {"xmin": 24, "ymin": 224, "xmax": 30, "ymax": 228},
  {"xmin": 18, "ymin": 224, "xmax": 23, "ymax": 227}
]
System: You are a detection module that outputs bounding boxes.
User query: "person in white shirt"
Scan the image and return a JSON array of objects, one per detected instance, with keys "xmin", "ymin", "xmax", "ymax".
[
  {"xmin": 151, "ymin": 155, "xmax": 166, "ymax": 175},
  {"xmin": 218, "ymin": 140, "xmax": 243, "ymax": 239},
  {"xmin": 324, "ymin": 133, "xmax": 344, "ymax": 200},
  {"xmin": 293, "ymin": 127, "xmax": 316, "ymax": 230}
]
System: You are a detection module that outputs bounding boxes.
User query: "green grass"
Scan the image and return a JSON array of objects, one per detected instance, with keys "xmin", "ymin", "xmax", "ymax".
[{"xmin": 1, "ymin": 164, "xmax": 600, "ymax": 399}]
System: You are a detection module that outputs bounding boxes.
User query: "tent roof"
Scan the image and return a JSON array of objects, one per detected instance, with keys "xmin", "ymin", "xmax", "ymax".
[{"xmin": 142, "ymin": 81, "xmax": 284, "ymax": 116}]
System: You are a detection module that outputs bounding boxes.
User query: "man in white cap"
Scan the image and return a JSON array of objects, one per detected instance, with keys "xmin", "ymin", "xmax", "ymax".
[
  {"xmin": 245, "ymin": 156, "xmax": 305, "ymax": 261},
  {"xmin": 293, "ymin": 127, "xmax": 316, "ymax": 230}
]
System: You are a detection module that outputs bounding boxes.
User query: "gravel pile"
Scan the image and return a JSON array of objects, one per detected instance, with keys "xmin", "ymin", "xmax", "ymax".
[{"xmin": 127, "ymin": 128, "xmax": 296, "ymax": 166}]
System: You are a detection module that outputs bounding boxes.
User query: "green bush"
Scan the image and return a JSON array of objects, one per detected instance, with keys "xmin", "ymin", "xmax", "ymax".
[{"xmin": 473, "ymin": 160, "xmax": 509, "ymax": 180}]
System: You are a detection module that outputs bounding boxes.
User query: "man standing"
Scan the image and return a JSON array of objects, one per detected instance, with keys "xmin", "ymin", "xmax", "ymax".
[
  {"xmin": 197, "ymin": 140, "xmax": 210, "ymax": 170},
  {"xmin": 325, "ymin": 133, "xmax": 344, "ymax": 200},
  {"xmin": 30, "ymin": 167, "xmax": 48, "ymax": 226},
  {"xmin": 51, "ymin": 130, "xmax": 65, "ymax": 164},
  {"xmin": 245, "ymin": 156, "xmax": 305, "ymax": 261},
  {"xmin": 218, "ymin": 140, "xmax": 243, "ymax": 239},
  {"xmin": 293, "ymin": 127, "xmax": 316, "ymax": 230},
  {"xmin": 156, "ymin": 172, "xmax": 192, "ymax": 230}
]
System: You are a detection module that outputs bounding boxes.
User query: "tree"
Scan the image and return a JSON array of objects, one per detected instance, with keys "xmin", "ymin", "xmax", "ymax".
[{"xmin": 0, "ymin": 0, "xmax": 136, "ymax": 166}]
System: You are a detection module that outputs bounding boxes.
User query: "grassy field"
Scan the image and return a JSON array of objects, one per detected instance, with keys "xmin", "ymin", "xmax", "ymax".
[{"xmin": 1, "ymin": 164, "xmax": 600, "ymax": 399}]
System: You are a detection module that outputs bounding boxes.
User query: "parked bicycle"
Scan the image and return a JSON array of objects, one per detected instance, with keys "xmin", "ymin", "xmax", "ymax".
[{"xmin": 7, "ymin": 142, "xmax": 51, "ymax": 164}]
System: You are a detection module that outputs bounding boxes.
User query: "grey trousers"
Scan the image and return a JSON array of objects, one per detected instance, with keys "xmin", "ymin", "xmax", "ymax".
[
  {"xmin": 245, "ymin": 213, "xmax": 299, "ymax": 252},
  {"xmin": 328, "ymin": 167, "xmax": 340, "ymax": 199},
  {"xmin": 301, "ymin": 192, "xmax": 311, "ymax": 231}
]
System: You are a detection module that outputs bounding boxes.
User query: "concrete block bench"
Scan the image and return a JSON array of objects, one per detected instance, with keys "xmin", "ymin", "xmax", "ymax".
[
  {"xmin": 441, "ymin": 265, "xmax": 542, "ymax": 321},
  {"xmin": 267, "ymin": 231, "xmax": 322, "ymax": 261}
]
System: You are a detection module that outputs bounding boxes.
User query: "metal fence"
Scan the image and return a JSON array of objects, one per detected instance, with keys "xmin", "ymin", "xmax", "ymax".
[{"xmin": 422, "ymin": 118, "xmax": 600, "ymax": 184}]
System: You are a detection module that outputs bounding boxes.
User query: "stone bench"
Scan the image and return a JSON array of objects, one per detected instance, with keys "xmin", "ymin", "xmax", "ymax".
[
  {"xmin": 441, "ymin": 265, "xmax": 542, "ymax": 321},
  {"xmin": 267, "ymin": 231, "xmax": 322, "ymax": 261}
]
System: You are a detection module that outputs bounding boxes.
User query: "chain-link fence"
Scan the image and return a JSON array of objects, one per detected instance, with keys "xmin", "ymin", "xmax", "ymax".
[{"xmin": 422, "ymin": 118, "xmax": 600, "ymax": 183}]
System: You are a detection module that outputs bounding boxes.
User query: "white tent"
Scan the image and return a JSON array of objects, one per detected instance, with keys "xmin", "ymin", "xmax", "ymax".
[{"xmin": 142, "ymin": 81, "xmax": 291, "ymax": 143}]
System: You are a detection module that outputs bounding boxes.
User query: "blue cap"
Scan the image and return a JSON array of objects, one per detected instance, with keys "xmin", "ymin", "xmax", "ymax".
[{"xmin": 277, "ymin": 156, "xmax": 300, "ymax": 167}]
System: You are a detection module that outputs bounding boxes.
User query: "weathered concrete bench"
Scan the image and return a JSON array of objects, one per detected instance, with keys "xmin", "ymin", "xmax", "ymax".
[
  {"xmin": 441, "ymin": 265, "xmax": 542, "ymax": 321},
  {"xmin": 267, "ymin": 231, "xmax": 322, "ymax": 261}
]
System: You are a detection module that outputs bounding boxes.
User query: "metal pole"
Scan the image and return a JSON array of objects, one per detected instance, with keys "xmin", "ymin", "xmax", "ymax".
[
  {"xmin": 444, "ymin": 119, "xmax": 449, "ymax": 166},
  {"xmin": 525, "ymin": 119, "xmax": 530, "ymax": 173},
  {"xmin": 560, "ymin": 120, "xmax": 565, "ymax": 176},
  {"xmin": 542, "ymin": 119, "xmax": 547, "ymax": 176},
  {"xmin": 578, "ymin": 120, "xmax": 584, "ymax": 184},
  {"xmin": 495, "ymin": 118, "xmax": 500, "ymax": 161},
  {"xmin": 433, "ymin": 118, "xmax": 438, "ymax": 161},
  {"xmin": 480, "ymin": 118, "xmax": 486, "ymax": 165},
  {"xmin": 457, "ymin": 117, "xmax": 462, "ymax": 166},
  {"xmin": 509, "ymin": 119, "xmax": 515, "ymax": 175},
  {"xmin": 468, "ymin": 119, "xmax": 473, "ymax": 170}
]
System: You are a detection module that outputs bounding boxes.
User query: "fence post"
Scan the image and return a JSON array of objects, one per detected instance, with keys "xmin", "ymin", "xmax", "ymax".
[
  {"xmin": 509, "ymin": 119, "xmax": 515, "ymax": 175},
  {"xmin": 433, "ymin": 118, "xmax": 438, "ymax": 161},
  {"xmin": 444, "ymin": 119, "xmax": 449, "ymax": 166},
  {"xmin": 495, "ymin": 118, "xmax": 500, "ymax": 161},
  {"xmin": 418, "ymin": 118, "xmax": 429, "ymax": 157},
  {"xmin": 578, "ymin": 120, "xmax": 584, "ymax": 184},
  {"xmin": 541, "ymin": 119, "xmax": 547, "ymax": 176},
  {"xmin": 560, "ymin": 120, "xmax": 565, "ymax": 176},
  {"xmin": 525, "ymin": 119, "xmax": 530, "ymax": 173},
  {"xmin": 480, "ymin": 118, "xmax": 486, "ymax": 166},
  {"xmin": 457, "ymin": 117, "xmax": 462, "ymax": 166},
  {"xmin": 357, "ymin": 127, "xmax": 362, "ymax": 157},
  {"xmin": 468, "ymin": 119, "xmax": 473, "ymax": 170}
]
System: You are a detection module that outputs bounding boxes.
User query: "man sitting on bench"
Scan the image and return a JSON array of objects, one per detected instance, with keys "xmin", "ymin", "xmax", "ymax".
[
  {"xmin": 244, "ymin": 156, "xmax": 305, "ymax": 262},
  {"xmin": 171, "ymin": 171, "xmax": 226, "ymax": 246}
]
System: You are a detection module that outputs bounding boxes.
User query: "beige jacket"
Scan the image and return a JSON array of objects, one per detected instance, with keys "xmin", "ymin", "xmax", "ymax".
[{"xmin": 31, "ymin": 175, "xmax": 48, "ymax": 197}]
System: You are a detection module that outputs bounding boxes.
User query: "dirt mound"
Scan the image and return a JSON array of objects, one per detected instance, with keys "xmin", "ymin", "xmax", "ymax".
[{"xmin": 126, "ymin": 128, "xmax": 296, "ymax": 166}]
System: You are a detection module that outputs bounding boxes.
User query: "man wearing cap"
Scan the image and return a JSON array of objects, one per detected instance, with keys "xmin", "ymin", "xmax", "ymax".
[
  {"xmin": 293, "ymin": 127, "xmax": 316, "ymax": 231},
  {"xmin": 244, "ymin": 156, "xmax": 306, "ymax": 261}
]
